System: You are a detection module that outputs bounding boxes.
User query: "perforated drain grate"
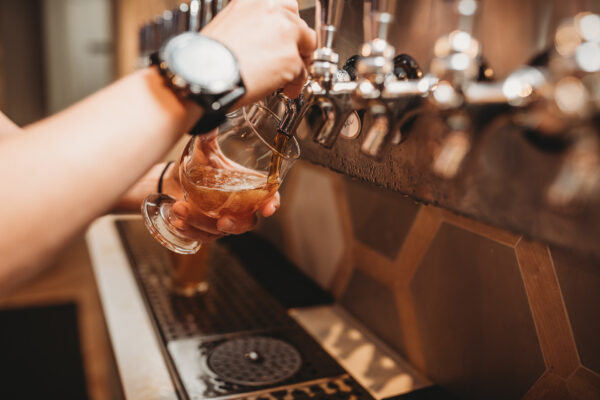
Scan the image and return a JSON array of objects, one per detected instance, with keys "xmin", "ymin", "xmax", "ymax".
[{"xmin": 208, "ymin": 336, "xmax": 302, "ymax": 386}]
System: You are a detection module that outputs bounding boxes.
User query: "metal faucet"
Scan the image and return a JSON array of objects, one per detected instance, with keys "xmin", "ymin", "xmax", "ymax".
[
  {"xmin": 428, "ymin": 8, "xmax": 600, "ymax": 207},
  {"xmin": 275, "ymin": 0, "xmax": 352, "ymax": 147},
  {"xmin": 278, "ymin": 0, "xmax": 435, "ymax": 157}
]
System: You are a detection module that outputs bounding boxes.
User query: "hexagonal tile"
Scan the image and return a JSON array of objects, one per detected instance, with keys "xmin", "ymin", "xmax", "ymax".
[
  {"xmin": 567, "ymin": 367, "xmax": 600, "ymax": 400},
  {"xmin": 341, "ymin": 268, "xmax": 406, "ymax": 357},
  {"xmin": 345, "ymin": 178, "xmax": 420, "ymax": 261},
  {"xmin": 552, "ymin": 246, "xmax": 600, "ymax": 376},
  {"xmin": 523, "ymin": 372, "xmax": 569, "ymax": 400},
  {"xmin": 282, "ymin": 163, "xmax": 346, "ymax": 289},
  {"xmin": 410, "ymin": 223, "xmax": 545, "ymax": 400}
]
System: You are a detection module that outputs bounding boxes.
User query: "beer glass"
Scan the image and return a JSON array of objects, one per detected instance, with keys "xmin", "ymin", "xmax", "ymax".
[{"xmin": 142, "ymin": 103, "xmax": 300, "ymax": 254}]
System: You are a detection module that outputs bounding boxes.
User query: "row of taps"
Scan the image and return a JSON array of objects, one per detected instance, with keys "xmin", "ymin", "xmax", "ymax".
[{"xmin": 139, "ymin": 0, "xmax": 600, "ymax": 210}]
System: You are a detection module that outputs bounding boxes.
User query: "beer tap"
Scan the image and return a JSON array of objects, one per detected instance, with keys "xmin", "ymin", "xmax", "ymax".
[
  {"xmin": 428, "ymin": 0, "xmax": 512, "ymax": 178},
  {"xmin": 355, "ymin": 1, "xmax": 436, "ymax": 158},
  {"xmin": 277, "ymin": 0, "xmax": 434, "ymax": 153},
  {"xmin": 356, "ymin": 0, "xmax": 396, "ymax": 157},
  {"xmin": 276, "ymin": 0, "xmax": 352, "ymax": 146}
]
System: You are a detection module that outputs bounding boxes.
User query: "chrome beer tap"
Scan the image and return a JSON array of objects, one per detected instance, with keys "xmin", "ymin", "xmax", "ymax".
[
  {"xmin": 356, "ymin": 0, "xmax": 436, "ymax": 158},
  {"xmin": 276, "ymin": 0, "xmax": 353, "ymax": 145},
  {"xmin": 355, "ymin": 0, "xmax": 397, "ymax": 158},
  {"xmin": 428, "ymin": 0, "xmax": 514, "ymax": 178}
]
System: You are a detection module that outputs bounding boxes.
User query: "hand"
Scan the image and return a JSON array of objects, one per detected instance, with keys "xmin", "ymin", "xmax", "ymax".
[
  {"xmin": 201, "ymin": 0, "xmax": 317, "ymax": 103},
  {"xmin": 161, "ymin": 160, "xmax": 280, "ymax": 243}
]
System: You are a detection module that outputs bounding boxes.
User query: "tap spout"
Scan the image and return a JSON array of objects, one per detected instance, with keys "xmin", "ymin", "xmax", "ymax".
[{"xmin": 360, "ymin": 103, "xmax": 391, "ymax": 158}]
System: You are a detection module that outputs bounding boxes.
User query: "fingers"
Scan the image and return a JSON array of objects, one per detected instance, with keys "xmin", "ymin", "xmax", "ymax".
[
  {"xmin": 282, "ymin": 66, "xmax": 308, "ymax": 99},
  {"xmin": 173, "ymin": 200, "xmax": 260, "ymax": 236},
  {"xmin": 217, "ymin": 213, "xmax": 258, "ymax": 234},
  {"xmin": 296, "ymin": 18, "xmax": 317, "ymax": 59},
  {"xmin": 260, "ymin": 192, "xmax": 280, "ymax": 217},
  {"xmin": 172, "ymin": 201, "xmax": 222, "ymax": 235},
  {"xmin": 278, "ymin": 0, "xmax": 300, "ymax": 14},
  {"xmin": 172, "ymin": 222, "xmax": 224, "ymax": 243}
]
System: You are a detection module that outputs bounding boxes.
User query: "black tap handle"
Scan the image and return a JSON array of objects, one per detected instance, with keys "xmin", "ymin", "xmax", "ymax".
[
  {"xmin": 393, "ymin": 54, "xmax": 422, "ymax": 80},
  {"xmin": 341, "ymin": 54, "xmax": 361, "ymax": 81}
]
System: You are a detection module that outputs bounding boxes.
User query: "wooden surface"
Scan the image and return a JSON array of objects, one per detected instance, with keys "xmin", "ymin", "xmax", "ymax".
[{"xmin": 0, "ymin": 235, "xmax": 123, "ymax": 400}]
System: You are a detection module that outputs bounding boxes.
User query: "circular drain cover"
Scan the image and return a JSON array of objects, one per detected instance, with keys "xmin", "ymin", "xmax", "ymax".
[{"xmin": 208, "ymin": 336, "xmax": 302, "ymax": 386}]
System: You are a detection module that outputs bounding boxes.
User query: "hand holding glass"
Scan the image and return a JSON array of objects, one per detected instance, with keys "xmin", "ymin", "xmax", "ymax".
[{"xmin": 142, "ymin": 103, "xmax": 300, "ymax": 254}]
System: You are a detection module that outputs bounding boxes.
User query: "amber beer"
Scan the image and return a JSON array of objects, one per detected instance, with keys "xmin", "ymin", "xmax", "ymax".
[
  {"xmin": 169, "ymin": 243, "xmax": 211, "ymax": 296},
  {"xmin": 181, "ymin": 165, "xmax": 280, "ymax": 218},
  {"xmin": 267, "ymin": 132, "xmax": 290, "ymax": 185}
]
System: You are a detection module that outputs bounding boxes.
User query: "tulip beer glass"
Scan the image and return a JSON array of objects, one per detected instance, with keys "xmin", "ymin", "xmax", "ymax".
[{"xmin": 142, "ymin": 103, "xmax": 300, "ymax": 254}]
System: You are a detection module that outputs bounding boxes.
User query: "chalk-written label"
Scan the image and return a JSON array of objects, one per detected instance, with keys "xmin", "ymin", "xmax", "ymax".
[{"xmin": 340, "ymin": 111, "xmax": 361, "ymax": 139}]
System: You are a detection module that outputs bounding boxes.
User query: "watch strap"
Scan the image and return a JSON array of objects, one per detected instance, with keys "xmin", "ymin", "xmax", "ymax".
[{"xmin": 150, "ymin": 46, "xmax": 246, "ymax": 135}]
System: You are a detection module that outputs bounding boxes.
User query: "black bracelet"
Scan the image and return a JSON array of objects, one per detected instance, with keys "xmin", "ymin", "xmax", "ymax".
[{"xmin": 158, "ymin": 161, "xmax": 175, "ymax": 194}]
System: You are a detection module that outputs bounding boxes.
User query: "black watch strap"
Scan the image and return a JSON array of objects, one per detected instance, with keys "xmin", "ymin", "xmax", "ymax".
[{"xmin": 150, "ymin": 50, "xmax": 246, "ymax": 135}]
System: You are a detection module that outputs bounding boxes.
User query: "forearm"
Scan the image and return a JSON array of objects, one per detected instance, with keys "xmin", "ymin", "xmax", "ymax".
[
  {"xmin": 113, "ymin": 161, "xmax": 180, "ymax": 212},
  {"xmin": 0, "ymin": 112, "xmax": 23, "ymax": 136},
  {"xmin": 0, "ymin": 68, "xmax": 199, "ymax": 292}
]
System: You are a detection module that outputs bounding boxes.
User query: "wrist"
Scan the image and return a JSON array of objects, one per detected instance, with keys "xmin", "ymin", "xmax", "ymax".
[
  {"xmin": 149, "ymin": 33, "xmax": 246, "ymax": 134},
  {"xmin": 142, "ymin": 67, "xmax": 203, "ymax": 133}
]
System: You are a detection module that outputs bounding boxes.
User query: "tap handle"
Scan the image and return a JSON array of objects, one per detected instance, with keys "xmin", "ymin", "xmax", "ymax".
[
  {"xmin": 340, "ymin": 55, "xmax": 361, "ymax": 81},
  {"xmin": 393, "ymin": 54, "xmax": 422, "ymax": 80},
  {"xmin": 315, "ymin": 0, "xmax": 344, "ymax": 52}
]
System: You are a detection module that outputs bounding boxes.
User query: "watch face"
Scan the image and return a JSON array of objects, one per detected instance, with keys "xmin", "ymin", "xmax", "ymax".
[{"xmin": 164, "ymin": 33, "xmax": 239, "ymax": 94}]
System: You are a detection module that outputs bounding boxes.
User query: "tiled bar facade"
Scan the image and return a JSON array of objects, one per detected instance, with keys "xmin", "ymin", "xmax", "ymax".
[{"xmin": 259, "ymin": 161, "xmax": 600, "ymax": 400}]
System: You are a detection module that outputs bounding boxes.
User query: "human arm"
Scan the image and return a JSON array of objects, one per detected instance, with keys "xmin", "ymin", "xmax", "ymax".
[
  {"xmin": 0, "ymin": 0, "xmax": 315, "ymax": 292},
  {"xmin": 0, "ymin": 112, "xmax": 22, "ymax": 136}
]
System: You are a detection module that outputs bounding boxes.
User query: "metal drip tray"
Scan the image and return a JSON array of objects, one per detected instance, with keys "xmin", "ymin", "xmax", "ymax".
[
  {"xmin": 116, "ymin": 220, "xmax": 373, "ymax": 400},
  {"xmin": 208, "ymin": 337, "xmax": 302, "ymax": 387}
]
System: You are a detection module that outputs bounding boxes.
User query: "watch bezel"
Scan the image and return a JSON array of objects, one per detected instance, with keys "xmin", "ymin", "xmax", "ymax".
[{"xmin": 160, "ymin": 32, "xmax": 241, "ymax": 95}]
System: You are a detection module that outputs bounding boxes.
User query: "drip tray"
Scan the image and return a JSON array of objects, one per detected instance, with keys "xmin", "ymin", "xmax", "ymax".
[{"xmin": 116, "ymin": 219, "xmax": 373, "ymax": 400}]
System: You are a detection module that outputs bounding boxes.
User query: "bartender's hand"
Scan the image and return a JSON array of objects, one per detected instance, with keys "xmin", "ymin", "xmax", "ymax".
[
  {"xmin": 201, "ymin": 0, "xmax": 316, "ymax": 103},
  {"xmin": 115, "ymin": 161, "xmax": 280, "ymax": 242},
  {"xmin": 163, "ymin": 161, "xmax": 280, "ymax": 241}
]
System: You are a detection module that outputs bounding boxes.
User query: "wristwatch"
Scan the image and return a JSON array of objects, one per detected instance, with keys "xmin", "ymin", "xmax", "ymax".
[{"xmin": 151, "ymin": 32, "xmax": 246, "ymax": 134}]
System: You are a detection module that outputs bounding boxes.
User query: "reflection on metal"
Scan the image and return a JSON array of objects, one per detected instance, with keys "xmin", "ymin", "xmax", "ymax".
[{"xmin": 293, "ymin": 0, "xmax": 600, "ymax": 259}]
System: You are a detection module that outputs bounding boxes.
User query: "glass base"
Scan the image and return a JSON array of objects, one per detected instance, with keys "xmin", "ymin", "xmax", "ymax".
[{"xmin": 142, "ymin": 194, "xmax": 202, "ymax": 255}]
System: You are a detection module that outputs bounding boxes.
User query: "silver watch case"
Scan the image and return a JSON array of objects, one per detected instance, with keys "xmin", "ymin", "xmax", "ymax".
[{"xmin": 159, "ymin": 32, "xmax": 241, "ymax": 96}]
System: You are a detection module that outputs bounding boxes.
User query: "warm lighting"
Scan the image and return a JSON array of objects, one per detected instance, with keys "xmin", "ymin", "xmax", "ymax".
[
  {"xmin": 380, "ymin": 356, "xmax": 396, "ymax": 369},
  {"xmin": 555, "ymin": 23, "xmax": 582, "ymax": 57},
  {"xmin": 575, "ymin": 42, "xmax": 600, "ymax": 72},
  {"xmin": 434, "ymin": 36, "xmax": 451, "ymax": 58},
  {"xmin": 451, "ymin": 31, "xmax": 472, "ymax": 52},
  {"xmin": 449, "ymin": 30, "xmax": 480, "ymax": 58},
  {"xmin": 348, "ymin": 328, "xmax": 362, "ymax": 340},
  {"xmin": 576, "ymin": 12, "xmax": 600, "ymax": 42},
  {"xmin": 433, "ymin": 81, "xmax": 461, "ymax": 108},
  {"xmin": 457, "ymin": 0, "xmax": 478, "ymax": 16},
  {"xmin": 450, "ymin": 53, "xmax": 470, "ymax": 71},
  {"xmin": 554, "ymin": 77, "xmax": 589, "ymax": 116},
  {"xmin": 502, "ymin": 67, "xmax": 546, "ymax": 106}
]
